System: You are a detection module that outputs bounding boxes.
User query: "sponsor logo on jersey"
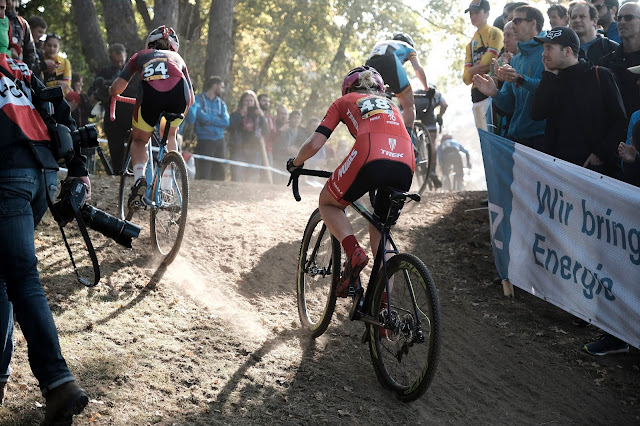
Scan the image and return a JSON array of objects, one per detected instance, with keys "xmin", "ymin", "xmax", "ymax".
[
  {"xmin": 380, "ymin": 149, "xmax": 404, "ymax": 158},
  {"xmin": 388, "ymin": 138, "xmax": 397, "ymax": 151},
  {"xmin": 346, "ymin": 108, "xmax": 359, "ymax": 131},
  {"xmin": 338, "ymin": 149, "xmax": 358, "ymax": 180}
]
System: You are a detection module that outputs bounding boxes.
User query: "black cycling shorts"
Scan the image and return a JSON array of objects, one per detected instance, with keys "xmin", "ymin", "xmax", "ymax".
[
  {"xmin": 341, "ymin": 159, "xmax": 413, "ymax": 218},
  {"xmin": 133, "ymin": 79, "xmax": 188, "ymax": 132},
  {"xmin": 365, "ymin": 54, "xmax": 411, "ymax": 95}
]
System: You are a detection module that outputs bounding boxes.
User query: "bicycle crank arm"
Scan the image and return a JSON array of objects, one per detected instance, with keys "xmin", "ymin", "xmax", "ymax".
[{"xmin": 356, "ymin": 314, "xmax": 384, "ymax": 328}]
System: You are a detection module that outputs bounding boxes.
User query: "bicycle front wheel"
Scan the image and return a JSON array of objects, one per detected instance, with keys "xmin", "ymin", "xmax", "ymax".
[
  {"xmin": 297, "ymin": 208, "xmax": 341, "ymax": 338},
  {"xmin": 413, "ymin": 122, "xmax": 433, "ymax": 195},
  {"xmin": 117, "ymin": 135, "xmax": 134, "ymax": 221},
  {"xmin": 149, "ymin": 151, "xmax": 189, "ymax": 265},
  {"xmin": 368, "ymin": 253, "xmax": 441, "ymax": 402}
]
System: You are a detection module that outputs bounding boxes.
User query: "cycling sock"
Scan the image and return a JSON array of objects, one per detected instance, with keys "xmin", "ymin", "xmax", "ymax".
[
  {"xmin": 341, "ymin": 235, "xmax": 359, "ymax": 258},
  {"xmin": 133, "ymin": 164, "xmax": 146, "ymax": 181},
  {"xmin": 161, "ymin": 169, "xmax": 172, "ymax": 191}
]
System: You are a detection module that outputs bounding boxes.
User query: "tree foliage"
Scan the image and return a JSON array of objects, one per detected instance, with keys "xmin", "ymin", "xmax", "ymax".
[{"xmin": 19, "ymin": 0, "xmax": 474, "ymax": 119}]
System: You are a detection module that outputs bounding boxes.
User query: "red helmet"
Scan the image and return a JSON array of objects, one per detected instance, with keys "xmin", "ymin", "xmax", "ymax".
[
  {"xmin": 341, "ymin": 65, "xmax": 385, "ymax": 96},
  {"xmin": 146, "ymin": 25, "xmax": 180, "ymax": 52}
]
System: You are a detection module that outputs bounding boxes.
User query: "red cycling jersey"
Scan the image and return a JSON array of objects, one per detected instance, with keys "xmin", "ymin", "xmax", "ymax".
[{"xmin": 317, "ymin": 92, "xmax": 415, "ymax": 204}]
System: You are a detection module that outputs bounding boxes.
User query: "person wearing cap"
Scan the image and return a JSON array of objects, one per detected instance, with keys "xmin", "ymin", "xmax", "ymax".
[
  {"xmin": 472, "ymin": 5, "xmax": 546, "ymax": 148},
  {"xmin": 463, "ymin": 0, "xmax": 503, "ymax": 131},
  {"xmin": 570, "ymin": 1, "xmax": 619, "ymax": 67},
  {"xmin": 531, "ymin": 26, "xmax": 626, "ymax": 171},
  {"xmin": 605, "ymin": 1, "xmax": 640, "ymax": 121},
  {"xmin": 590, "ymin": 0, "xmax": 621, "ymax": 43}
]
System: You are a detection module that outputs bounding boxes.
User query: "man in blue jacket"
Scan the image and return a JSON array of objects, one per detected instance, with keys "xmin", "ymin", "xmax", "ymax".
[
  {"xmin": 473, "ymin": 5, "xmax": 547, "ymax": 150},
  {"xmin": 185, "ymin": 76, "xmax": 230, "ymax": 180}
]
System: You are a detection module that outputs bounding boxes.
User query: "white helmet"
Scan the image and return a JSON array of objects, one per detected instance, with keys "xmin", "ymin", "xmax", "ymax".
[{"xmin": 146, "ymin": 25, "xmax": 179, "ymax": 52}]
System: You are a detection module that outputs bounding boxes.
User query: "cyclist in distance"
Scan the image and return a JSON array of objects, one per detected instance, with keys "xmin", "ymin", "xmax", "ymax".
[
  {"xmin": 287, "ymin": 66, "xmax": 415, "ymax": 297},
  {"xmin": 109, "ymin": 25, "xmax": 194, "ymax": 207},
  {"xmin": 437, "ymin": 134, "xmax": 471, "ymax": 187},
  {"xmin": 365, "ymin": 33, "xmax": 430, "ymax": 132}
]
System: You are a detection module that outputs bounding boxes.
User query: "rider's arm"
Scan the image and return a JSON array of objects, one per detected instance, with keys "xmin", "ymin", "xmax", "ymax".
[
  {"xmin": 182, "ymin": 63, "xmax": 195, "ymax": 107},
  {"xmin": 438, "ymin": 96, "xmax": 448, "ymax": 117},
  {"xmin": 292, "ymin": 132, "xmax": 328, "ymax": 166},
  {"xmin": 409, "ymin": 56, "xmax": 428, "ymax": 91},
  {"xmin": 108, "ymin": 77, "xmax": 129, "ymax": 97}
]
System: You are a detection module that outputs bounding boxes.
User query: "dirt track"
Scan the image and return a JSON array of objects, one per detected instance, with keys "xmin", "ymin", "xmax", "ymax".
[{"xmin": 1, "ymin": 176, "xmax": 639, "ymax": 425}]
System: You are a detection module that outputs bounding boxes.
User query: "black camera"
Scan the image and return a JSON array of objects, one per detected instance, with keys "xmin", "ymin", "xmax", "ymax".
[
  {"xmin": 37, "ymin": 86, "xmax": 100, "ymax": 163},
  {"xmin": 53, "ymin": 178, "xmax": 141, "ymax": 248}
]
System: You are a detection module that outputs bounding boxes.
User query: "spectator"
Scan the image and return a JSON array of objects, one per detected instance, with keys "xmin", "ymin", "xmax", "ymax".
[
  {"xmin": 6, "ymin": 0, "xmax": 35, "ymax": 69},
  {"xmin": 618, "ymin": 120, "xmax": 640, "ymax": 186},
  {"xmin": 606, "ymin": 1, "xmax": 640, "ymax": 119},
  {"xmin": 548, "ymin": 4, "xmax": 569, "ymax": 27},
  {"xmin": 500, "ymin": 20, "xmax": 520, "ymax": 64},
  {"xmin": 258, "ymin": 94, "xmax": 276, "ymax": 166},
  {"xmin": 463, "ymin": 0, "xmax": 504, "ymax": 131},
  {"xmin": 506, "ymin": 2, "xmax": 530, "ymax": 22},
  {"xmin": 590, "ymin": 0, "xmax": 621, "ymax": 43},
  {"xmin": 493, "ymin": 3, "xmax": 511, "ymax": 31},
  {"xmin": 66, "ymin": 73, "xmax": 92, "ymax": 127},
  {"xmin": 187, "ymin": 76, "xmax": 230, "ymax": 181},
  {"xmin": 27, "ymin": 15, "xmax": 49, "ymax": 80},
  {"xmin": 473, "ymin": 5, "xmax": 547, "ymax": 148},
  {"xmin": 286, "ymin": 110, "xmax": 306, "ymax": 160},
  {"xmin": 489, "ymin": 20, "xmax": 520, "ymax": 137},
  {"xmin": 41, "ymin": 33, "xmax": 71, "ymax": 95},
  {"xmin": 89, "ymin": 43, "xmax": 135, "ymax": 175},
  {"xmin": 366, "ymin": 32, "xmax": 430, "ymax": 130},
  {"xmin": 570, "ymin": 1, "xmax": 619, "ymax": 66},
  {"xmin": 228, "ymin": 90, "xmax": 268, "ymax": 182},
  {"xmin": 531, "ymin": 26, "xmax": 626, "ymax": 172}
]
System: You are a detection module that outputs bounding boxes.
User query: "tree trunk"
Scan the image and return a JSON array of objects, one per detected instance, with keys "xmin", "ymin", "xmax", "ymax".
[
  {"xmin": 135, "ymin": 0, "xmax": 153, "ymax": 32},
  {"xmin": 204, "ymin": 0, "xmax": 235, "ymax": 82},
  {"xmin": 71, "ymin": 0, "xmax": 108, "ymax": 74},
  {"xmin": 153, "ymin": 0, "xmax": 180, "ymax": 29},
  {"xmin": 102, "ymin": 0, "xmax": 143, "ymax": 53},
  {"xmin": 178, "ymin": 0, "xmax": 203, "ymax": 41}
]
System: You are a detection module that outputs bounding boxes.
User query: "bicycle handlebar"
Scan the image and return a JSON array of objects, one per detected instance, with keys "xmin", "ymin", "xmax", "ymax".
[
  {"xmin": 287, "ymin": 168, "xmax": 332, "ymax": 202},
  {"xmin": 110, "ymin": 94, "xmax": 136, "ymax": 122}
]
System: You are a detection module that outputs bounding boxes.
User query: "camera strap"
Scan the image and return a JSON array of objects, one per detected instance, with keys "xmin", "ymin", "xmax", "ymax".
[{"xmin": 46, "ymin": 184, "xmax": 101, "ymax": 287}]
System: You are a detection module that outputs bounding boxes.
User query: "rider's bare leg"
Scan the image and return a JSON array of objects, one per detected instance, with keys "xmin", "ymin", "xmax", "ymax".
[
  {"xmin": 396, "ymin": 87, "xmax": 416, "ymax": 130},
  {"xmin": 131, "ymin": 127, "xmax": 153, "ymax": 173},
  {"xmin": 318, "ymin": 187, "xmax": 352, "ymax": 241}
]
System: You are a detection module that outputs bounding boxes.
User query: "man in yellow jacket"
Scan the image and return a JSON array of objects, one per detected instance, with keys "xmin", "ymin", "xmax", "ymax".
[{"xmin": 463, "ymin": 0, "xmax": 503, "ymax": 131}]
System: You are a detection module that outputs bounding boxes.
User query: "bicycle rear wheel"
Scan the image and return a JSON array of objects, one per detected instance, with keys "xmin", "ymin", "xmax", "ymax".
[
  {"xmin": 117, "ymin": 135, "xmax": 135, "ymax": 221},
  {"xmin": 412, "ymin": 122, "xmax": 432, "ymax": 195},
  {"xmin": 368, "ymin": 253, "xmax": 441, "ymax": 402},
  {"xmin": 149, "ymin": 151, "xmax": 189, "ymax": 265},
  {"xmin": 297, "ymin": 208, "xmax": 341, "ymax": 338}
]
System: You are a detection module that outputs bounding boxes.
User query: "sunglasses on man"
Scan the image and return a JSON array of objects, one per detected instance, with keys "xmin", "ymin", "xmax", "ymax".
[{"xmin": 617, "ymin": 14, "xmax": 640, "ymax": 22}]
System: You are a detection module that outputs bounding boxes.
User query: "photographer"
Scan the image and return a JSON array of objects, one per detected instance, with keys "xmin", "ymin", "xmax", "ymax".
[
  {"xmin": 89, "ymin": 43, "xmax": 136, "ymax": 174},
  {"xmin": 0, "ymin": 50, "xmax": 89, "ymax": 423}
]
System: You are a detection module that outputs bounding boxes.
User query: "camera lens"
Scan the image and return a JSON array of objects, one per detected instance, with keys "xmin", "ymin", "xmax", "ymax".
[{"xmin": 81, "ymin": 205, "xmax": 141, "ymax": 248}]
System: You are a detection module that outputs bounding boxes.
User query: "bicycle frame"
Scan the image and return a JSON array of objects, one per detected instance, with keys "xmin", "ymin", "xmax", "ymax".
[
  {"xmin": 289, "ymin": 168, "xmax": 421, "ymax": 330},
  {"xmin": 112, "ymin": 95, "xmax": 183, "ymax": 211},
  {"xmin": 348, "ymin": 199, "xmax": 423, "ymax": 331}
]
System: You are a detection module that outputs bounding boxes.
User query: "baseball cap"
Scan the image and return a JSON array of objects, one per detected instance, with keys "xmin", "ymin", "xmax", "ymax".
[
  {"xmin": 465, "ymin": 0, "xmax": 490, "ymax": 13},
  {"xmin": 534, "ymin": 27, "xmax": 580, "ymax": 54}
]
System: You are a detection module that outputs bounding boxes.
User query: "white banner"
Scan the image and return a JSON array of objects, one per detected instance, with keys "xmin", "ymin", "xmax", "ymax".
[{"xmin": 479, "ymin": 130, "xmax": 640, "ymax": 349}]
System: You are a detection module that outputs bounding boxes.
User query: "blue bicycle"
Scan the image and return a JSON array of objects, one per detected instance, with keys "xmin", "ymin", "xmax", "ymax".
[{"xmin": 112, "ymin": 95, "xmax": 189, "ymax": 265}]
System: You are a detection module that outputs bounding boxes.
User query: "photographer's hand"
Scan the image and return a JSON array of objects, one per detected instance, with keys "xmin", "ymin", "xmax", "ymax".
[{"xmin": 67, "ymin": 176, "xmax": 91, "ymax": 201}]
